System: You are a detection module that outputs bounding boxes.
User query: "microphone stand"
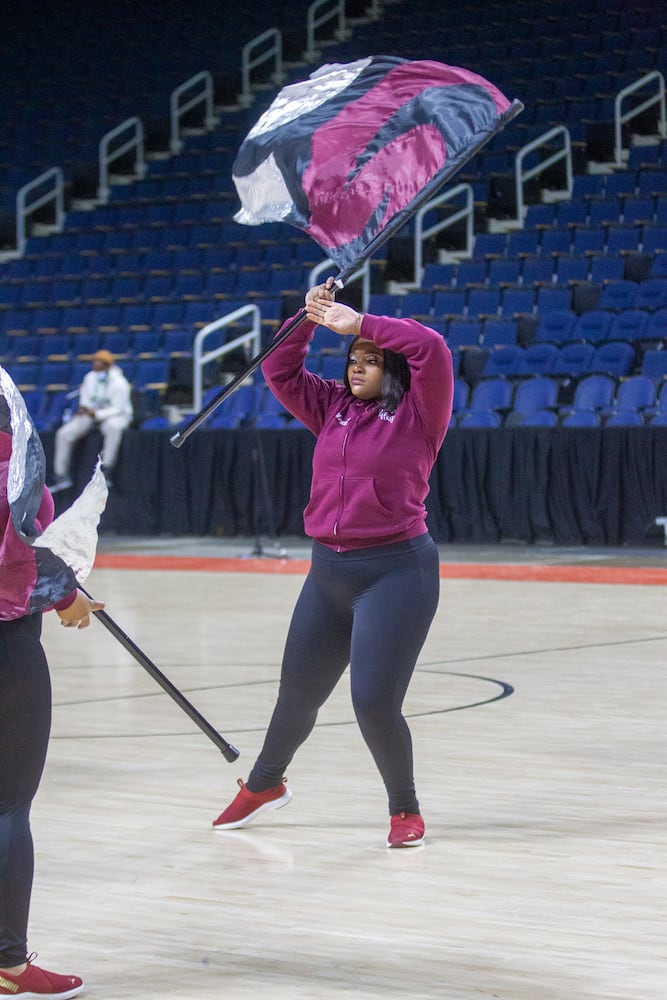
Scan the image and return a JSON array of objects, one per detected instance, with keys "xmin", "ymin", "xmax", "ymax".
[{"xmin": 246, "ymin": 421, "xmax": 288, "ymax": 560}]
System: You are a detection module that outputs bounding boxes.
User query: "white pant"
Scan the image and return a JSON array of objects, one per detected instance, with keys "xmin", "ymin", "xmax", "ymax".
[{"xmin": 54, "ymin": 413, "xmax": 131, "ymax": 477}]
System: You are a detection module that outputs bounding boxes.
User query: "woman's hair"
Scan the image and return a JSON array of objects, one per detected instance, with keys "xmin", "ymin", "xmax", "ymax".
[{"xmin": 343, "ymin": 337, "xmax": 411, "ymax": 413}]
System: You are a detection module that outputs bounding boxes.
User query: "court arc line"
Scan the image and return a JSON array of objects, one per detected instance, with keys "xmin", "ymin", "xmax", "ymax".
[{"xmin": 51, "ymin": 670, "xmax": 513, "ymax": 740}]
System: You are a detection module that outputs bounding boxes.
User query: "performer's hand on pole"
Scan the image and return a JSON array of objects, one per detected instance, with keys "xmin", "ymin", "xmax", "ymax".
[
  {"xmin": 305, "ymin": 279, "xmax": 362, "ymax": 337},
  {"xmin": 57, "ymin": 589, "xmax": 105, "ymax": 629}
]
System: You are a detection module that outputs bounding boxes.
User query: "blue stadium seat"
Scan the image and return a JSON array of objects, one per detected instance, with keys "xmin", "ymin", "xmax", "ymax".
[
  {"xmin": 553, "ymin": 255, "xmax": 589, "ymax": 284},
  {"xmin": 482, "ymin": 319, "xmax": 517, "ymax": 347},
  {"xmin": 589, "ymin": 254, "xmax": 625, "ymax": 283},
  {"xmin": 572, "ymin": 310, "xmax": 613, "ymax": 344},
  {"xmin": 606, "ymin": 375, "xmax": 657, "ymax": 415},
  {"xmin": 561, "ymin": 409, "xmax": 601, "ymax": 427},
  {"xmin": 368, "ymin": 293, "xmax": 400, "ymax": 316},
  {"xmin": 499, "ymin": 288, "xmax": 535, "ymax": 317},
  {"xmin": 589, "ymin": 342, "xmax": 635, "ymax": 378},
  {"xmin": 644, "ymin": 308, "xmax": 667, "ymax": 343},
  {"xmin": 421, "ymin": 263, "xmax": 456, "ymax": 289},
  {"xmin": 606, "ymin": 226, "xmax": 642, "ymax": 254},
  {"xmin": 457, "ymin": 409, "xmax": 502, "ymax": 428},
  {"xmin": 512, "ymin": 377, "xmax": 559, "ymax": 415},
  {"xmin": 535, "ymin": 285, "xmax": 573, "ymax": 314},
  {"xmin": 134, "ymin": 358, "xmax": 170, "ymax": 391},
  {"xmin": 33, "ymin": 389, "xmax": 75, "ymax": 432},
  {"xmin": 641, "ymin": 350, "xmax": 667, "ymax": 380},
  {"xmin": 540, "ymin": 229, "xmax": 571, "ymax": 255},
  {"xmin": 467, "ymin": 288, "xmax": 501, "ymax": 317},
  {"xmin": 642, "ymin": 227, "xmax": 667, "ymax": 255},
  {"xmin": 131, "ymin": 332, "xmax": 163, "ymax": 356},
  {"xmin": 650, "ymin": 253, "xmax": 667, "ymax": 278},
  {"xmin": 399, "ymin": 292, "xmax": 433, "ymax": 318},
  {"xmin": 472, "ymin": 233, "xmax": 507, "ymax": 258},
  {"xmin": 454, "ymin": 260, "xmax": 487, "ymax": 286},
  {"xmin": 39, "ymin": 360, "xmax": 72, "ymax": 389},
  {"xmin": 451, "ymin": 379, "xmax": 470, "ymax": 415},
  {"xmin": 432, "ymin": 290, "xmax": 467, "ymax": 318},
  {"xmin": 506, "ymin": 408, "xmax": 558, "ymax": 427},
  {"xmin": 597, "ymin": 280, "xmax": 639, "ymax": 312},
  {"xmin": 480, "ymin": 346, "xmax": 526, "ymax": 379},
  {"xmin": 534, "ymin": 310, "xmax": 577, "ymax": 345},
  {"xmin": 71, "ymin": 333, "xmax": 100, "ymax": 358},
  {"xmin": 162, "ymin": 330, "xmax": 194, "ymax": 355},
  {"xmin": 445, "ymin": 320, "xmax": 482, "ymax": 350},
  {"xmin": 523, "ymin": 343, "xmax": 562, "ymax": 375},
  {"xmin": 635, "ymin": 278, "xmax": 667, "ymax": 312},
  {"xmin": 521, "ymin": 257, "xmax": 555, "ymax": 285},
  {"xmin": 571, "ymin": 227, "xmax": 606, "ymax": 255},
  {"xmin": 607, "ymin": 310, "xmax": 649, "ymax": 343},
  {"xmin": 555, "ymin": 201, "xmax": 588, "ymax": 227},
  {"xmin": 468, "ymin": 377, "xmax": 513, "ymax": 413},
  {"xmin": 605, "ymin": 410, "xmax": 644, "ymax": 426},
  {"xmin": 622, "ymin": 198, "xmax": 655, "ymax": 225},
  {"xmin": 561, "ymin": 374, "xmax": 616, "ymax": 418},
  {"xmin": 487, "ymin": 258, "xmax": 521, "ymax": 286},
  {"xmin": 37, "ymin": 334, "xmax": 70, "ymax": 358}
]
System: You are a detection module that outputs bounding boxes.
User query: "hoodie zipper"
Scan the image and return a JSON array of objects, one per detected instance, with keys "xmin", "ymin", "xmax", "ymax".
[{"xmin": 332, "ymin": 422, "xmax": 352, "ymax": 549}]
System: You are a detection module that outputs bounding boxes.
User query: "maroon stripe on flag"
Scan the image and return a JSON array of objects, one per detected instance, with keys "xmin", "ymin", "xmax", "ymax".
[{"xmin": 304, "ymin": 124, "xmax": 446, "ymax": 248}]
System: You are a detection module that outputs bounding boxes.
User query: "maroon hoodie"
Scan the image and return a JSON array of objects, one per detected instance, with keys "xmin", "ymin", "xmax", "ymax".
[
  {"xmin": 0, "ymin": 430, "xmax": 76, "ymax": 619},
  {"xmin": 262, "ymin": 311, "xmax": 453, "ymax": 551}
]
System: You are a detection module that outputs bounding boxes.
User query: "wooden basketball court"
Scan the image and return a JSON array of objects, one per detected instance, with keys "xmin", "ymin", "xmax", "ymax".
[{"xmin": 33, "ymin": 539, "xmax": 666, "ymax": 999}]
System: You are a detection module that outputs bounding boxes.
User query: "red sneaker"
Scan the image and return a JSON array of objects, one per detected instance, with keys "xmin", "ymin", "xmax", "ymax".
[
  {"xmin": 387, "ymin": 812, "xmax": 425, "ymax": 848},
  {"xmin": 212, "ymin": 778, "xmax": 292, "ymax": 830},
  {"xmin": 0, "ymin": 955, "xmax": 83, "ymax": 998}
]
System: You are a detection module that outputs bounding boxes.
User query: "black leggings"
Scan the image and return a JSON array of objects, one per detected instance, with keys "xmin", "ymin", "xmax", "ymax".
[
  {"xmin": 0, "ymin": 614, "xmax": 51, "ymax": 968},
  {"xmin": 248, "ymin": 534, "xmax": 440, "ymax": 815}
]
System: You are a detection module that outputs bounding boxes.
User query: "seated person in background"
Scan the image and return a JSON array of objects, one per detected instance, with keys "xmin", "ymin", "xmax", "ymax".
[{"xmin": 50, "ymin": 350, "xmax": 132, "ymax": 490}]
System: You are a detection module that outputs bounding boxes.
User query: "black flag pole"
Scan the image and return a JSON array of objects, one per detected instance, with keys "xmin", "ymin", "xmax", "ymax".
[
  {"xmin": 80, "ymin": 586, "xmax": 240, "ymax": 762},
  {"xmin": 169, "ymin": 267, "xmax": 349, "ymax": 450},
  {"xmin": 170, "ymin": 306, "xmax": 308, "ymax": 449}
]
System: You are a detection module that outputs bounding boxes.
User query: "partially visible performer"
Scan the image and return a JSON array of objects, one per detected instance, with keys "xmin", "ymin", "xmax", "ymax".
[
  {"xmin": 1, "ymin": 397, "xmax": 104, "ymax": 999},
  {"xmin": 213, "ymin": 279, "xmax": 453, "ymax": 847}
]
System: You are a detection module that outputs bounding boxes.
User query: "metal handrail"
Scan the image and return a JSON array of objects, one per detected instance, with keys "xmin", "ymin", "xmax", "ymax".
[
  {"xmin": 15, "ymin": 167, "xmax": 65, "ymax": 257},
  {"xmin": 514, "ymin": 125, "xmax": 572, "ymax": 225},
  {"xmin": 308, "ymin": 258, "xmax": 371, "ymax": 311},
  {"xmin": 170, "ymin": 70, "xmax": 216, "ymax": 153},
  {"xmin": 98, "ymin": 117, "xmax": 145, "ymax": 202},
  {"xmin": 614, "ymin": 71, "xmax": 666, "ymax": 167},
  {"xmin": 305, "ymin": 0, "xmax": 349, "ymax": 62},
  {"xmin": 239, "ymin": 29, "xmax": 283, "ymax": 109},
  {"xmin": 405, "ymin": 183, "xmax": 474, "ymax": 287},
  {"xmin": 192, "ymin": 305, "xmax": 262, "ymax": 413}
]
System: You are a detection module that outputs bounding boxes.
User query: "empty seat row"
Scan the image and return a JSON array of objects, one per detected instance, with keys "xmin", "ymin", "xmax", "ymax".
[
  {"xmin": 0, "ymin": 242, "xmax": 320, "ymax": 281},
  {"xmin": 4, "ymin": 357, "xmax": 172, "ymax": 393},
  {"xmin": 470, "ymin": 223, "xmax": 667, "ymax": 260},
  {"xmin": 452, "ymin": 373, "xmax": 667, "ymax": 428},
  {"xmin": 0, "ymin": 266, "xmax": 309, "ymax": 307},
  {"xmin": 0, "ymin": 298, "xmax": 282, "ymax": 338},
  {"xmin": 473, "ymin": 341, "xmax": 639, "ymax": 380},
  {"xmin": 369, "ymin": 278, "xmax": 667, "ymax": 323},
  {"xmin": 422, "ymin": 250, "xmax": 667, "ymax": 291},
  {"xmin": 533, "ymin": 306, "xmax": 667, "ymax": 345}
]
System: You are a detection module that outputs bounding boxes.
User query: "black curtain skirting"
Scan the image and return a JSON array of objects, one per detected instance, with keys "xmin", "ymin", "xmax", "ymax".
[{"xmin": 41, "ymin": 427, "xmax": 667, "ymax": 547}]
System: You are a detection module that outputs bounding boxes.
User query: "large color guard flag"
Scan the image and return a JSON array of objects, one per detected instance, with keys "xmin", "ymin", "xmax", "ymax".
[
  {"xmin": 232, "ymin": 55, "xmax": 523, "ymax": 276},
  {"xmin": 0, "ymin": 366, "xmax": 107, "ymax": 618}
]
